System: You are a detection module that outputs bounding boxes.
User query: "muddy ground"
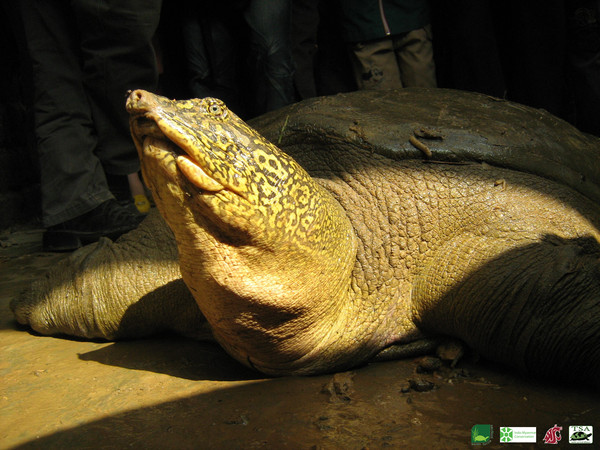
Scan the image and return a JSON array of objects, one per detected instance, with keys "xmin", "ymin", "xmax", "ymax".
[{"xmin": 1, "ymin": 229, "xmax": 599, "ymax": 449}]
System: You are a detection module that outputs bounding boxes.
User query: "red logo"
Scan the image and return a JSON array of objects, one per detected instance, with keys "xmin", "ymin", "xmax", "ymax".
[{"xmin": 543, "ymin": 425, "xmax": 562, "ymax": 444}]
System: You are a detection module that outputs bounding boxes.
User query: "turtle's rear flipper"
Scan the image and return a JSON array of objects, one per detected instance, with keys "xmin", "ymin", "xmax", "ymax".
[{"xmin": 412, "ymin": 233, "xmax": 600, "ymax": 388}]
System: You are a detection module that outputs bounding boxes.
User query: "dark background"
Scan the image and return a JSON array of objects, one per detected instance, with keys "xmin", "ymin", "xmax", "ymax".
[{"xmin": 1, "ymin": 0, "xmax": 598, "ymax": 230}]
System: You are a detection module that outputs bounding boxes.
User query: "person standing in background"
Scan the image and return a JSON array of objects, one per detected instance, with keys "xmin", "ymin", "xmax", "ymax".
[
  {"xmin": 177, "ymin": 0, "xmax": 295, "ymax": 118},
  {"xmin": 15, "ymin": 0, "xmax": 160, "ymax": 251},
  {"xmin": 339, "ymin": 0, "xmax": 436, "ymax": 90}
]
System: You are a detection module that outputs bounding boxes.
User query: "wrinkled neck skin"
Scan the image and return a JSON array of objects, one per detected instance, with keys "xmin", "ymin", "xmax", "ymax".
[
  {"xmin": 127, "ymin": 90, "xmax": 367, "ymax": 375},
  {"xmin": 174, "ymin": 184, "xmax": 359, "ymax": 376}
]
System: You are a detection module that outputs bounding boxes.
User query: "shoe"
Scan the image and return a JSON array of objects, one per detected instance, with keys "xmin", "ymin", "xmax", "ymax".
[
  {"xmin": 43, "ymin": 199, "xmax": 144, "ymax": 252},
  {"xmin": 133, "ymin": 194, "xmax": 151, "ymax": 214}
]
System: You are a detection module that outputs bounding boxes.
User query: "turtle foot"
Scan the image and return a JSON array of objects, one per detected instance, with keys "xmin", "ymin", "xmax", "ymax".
[
  {"xmin": 10, "ymin": 211, "xmax": 210, "ymax": 341},
  {"xmin": 10, "ymin": 241, "xmax": 123, "ymax": 339}
]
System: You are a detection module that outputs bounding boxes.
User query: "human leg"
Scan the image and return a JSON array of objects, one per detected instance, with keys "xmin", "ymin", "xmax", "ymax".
[
  {"xmin": 17, "ymin": 0, "xmax": 113, "ymax": 227},
  {"xmin": 349, "ymin": 38, "xmax": 403, "ymax": 90},
  {"xmin": 72, "ymin": 0, "xmax": 162, "ymax": 176},
  {"xmin": 394, "ymin": 25, "xmax": 437, "ymax": 88},
  {"xmin": 244, "ymin": 0, "xmax": 295, "ymax": 115},
  {"xmin": 291, "ymin": 0, "xmax": 320, "ymax": 99}
]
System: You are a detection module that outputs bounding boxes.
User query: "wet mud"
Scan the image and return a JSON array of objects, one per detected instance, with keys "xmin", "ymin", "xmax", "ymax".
[{"xmin": 1, "ymin": 235, "xmax": 599, "ymax": 449}]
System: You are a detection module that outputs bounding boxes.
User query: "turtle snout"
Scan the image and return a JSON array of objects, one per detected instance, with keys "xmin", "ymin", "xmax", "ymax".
[{"xmin": 126, "ymin": 89, "xmax": 160, "ymax": 115}]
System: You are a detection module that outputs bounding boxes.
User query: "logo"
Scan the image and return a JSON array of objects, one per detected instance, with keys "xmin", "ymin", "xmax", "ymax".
[
  {"xmin": 543, "ymin": 424, "xmax": 562, "ymax": 444},
  {"xmin": 471, "ymin": 425, "xmax": 492, "ymax": 445},
  {"xmin": 569, "ymin": 426, "xmax": 593, "ymax": 444},
  {"xmin": 500, "ymin": 428, "xmax": 513, "ymax": 442},
  {"xmin": 499, "ymin": 427, "xmax": 536, "ymax": 443}
]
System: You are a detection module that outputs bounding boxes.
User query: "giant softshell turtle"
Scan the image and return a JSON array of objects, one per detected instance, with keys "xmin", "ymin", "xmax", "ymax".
[{"xmin": 12, "ymin": 88, "xmax": 600, "ymax": 386}]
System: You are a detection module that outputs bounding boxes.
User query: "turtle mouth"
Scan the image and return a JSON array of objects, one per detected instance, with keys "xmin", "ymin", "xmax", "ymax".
[
  {"xmin": 131, "ymin": 116, "xmax": 225, "ymax": 194},
  {"xmin": 131, "ymin": 116, "xmax": 165, "ymax": 143}
]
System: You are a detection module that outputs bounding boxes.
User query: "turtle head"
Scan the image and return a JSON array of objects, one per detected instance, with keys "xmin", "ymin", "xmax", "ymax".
[
  {"xmin": 126, "ymin": 90, "xmax": 346, "ymax": 250},
  {"xmin": 126, "ymin": 90, "xmax": 358, "ymax": 375},
  {"xmin": 127, "ymin": 90, "xmax": 306, "ymax": 242}
]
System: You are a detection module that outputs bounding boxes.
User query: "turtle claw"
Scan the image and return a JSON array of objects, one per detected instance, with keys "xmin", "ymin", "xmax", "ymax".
[{"xmin": 436, "ymin": 339, "xmax": 466, "ymax": 368}]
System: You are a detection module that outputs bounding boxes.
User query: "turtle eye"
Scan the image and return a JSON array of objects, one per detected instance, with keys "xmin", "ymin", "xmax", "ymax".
[
  {"xmin": 207, "ymin": 101, "xmax": 227, "ymax": 118},
  {"xmin": 204, "ymin": 98, "xmax": 229, "ymax": 120}
]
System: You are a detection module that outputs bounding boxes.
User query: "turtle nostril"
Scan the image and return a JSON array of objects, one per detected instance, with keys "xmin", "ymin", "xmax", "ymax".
[{"xmin": 130, "ymin": 90, "xmax": 144, "ymax": 102}]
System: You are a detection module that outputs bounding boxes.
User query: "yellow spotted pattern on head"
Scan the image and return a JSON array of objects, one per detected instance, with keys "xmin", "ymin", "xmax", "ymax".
[{"xmin": 148, "ymin": 95, "xmax": 350, "ymax": 253}]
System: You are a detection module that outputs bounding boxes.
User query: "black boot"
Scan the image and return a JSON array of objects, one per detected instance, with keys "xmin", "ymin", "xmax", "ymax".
[{"xmin": 43, "ymin": 199, "xmax": 145, "ymax": 252}]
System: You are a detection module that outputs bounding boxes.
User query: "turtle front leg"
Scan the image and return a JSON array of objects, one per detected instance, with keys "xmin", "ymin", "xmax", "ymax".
[
  {"xmin": 412, "ymin": 233, "xmax": 600, "ymax": 388},
  {"xmin": 11, "ymin": 210, "xmax": 211, "ymax": 341}
]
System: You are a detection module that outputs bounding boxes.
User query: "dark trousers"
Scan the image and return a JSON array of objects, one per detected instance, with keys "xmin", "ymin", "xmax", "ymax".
[
  {"xmin": 244, "ymin": 0, "xmax": 295, "ymax": 116},
  {"xmin": 182, "ymin": 0, "xmax": 294, "ymax": 118},
  {"xmin": 17, "ymin": 0, "xmax": 161, "ymax": 226},
  {"xmin": 181, "ymin": 5, "xmax": 243, "ymax": 112}
]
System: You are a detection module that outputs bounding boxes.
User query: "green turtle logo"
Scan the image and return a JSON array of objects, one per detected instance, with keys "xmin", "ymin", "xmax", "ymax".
[
  {"xmin": 570, "ymin": 431, "xmax": 592, "ymax": 441},
  {"xmin": 569, "ymin": 426, "xmax": 593, "ymax": 444},
  {"xmin": 471, "ymin": 425, "xmax": 492, "ymax": 445}
]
